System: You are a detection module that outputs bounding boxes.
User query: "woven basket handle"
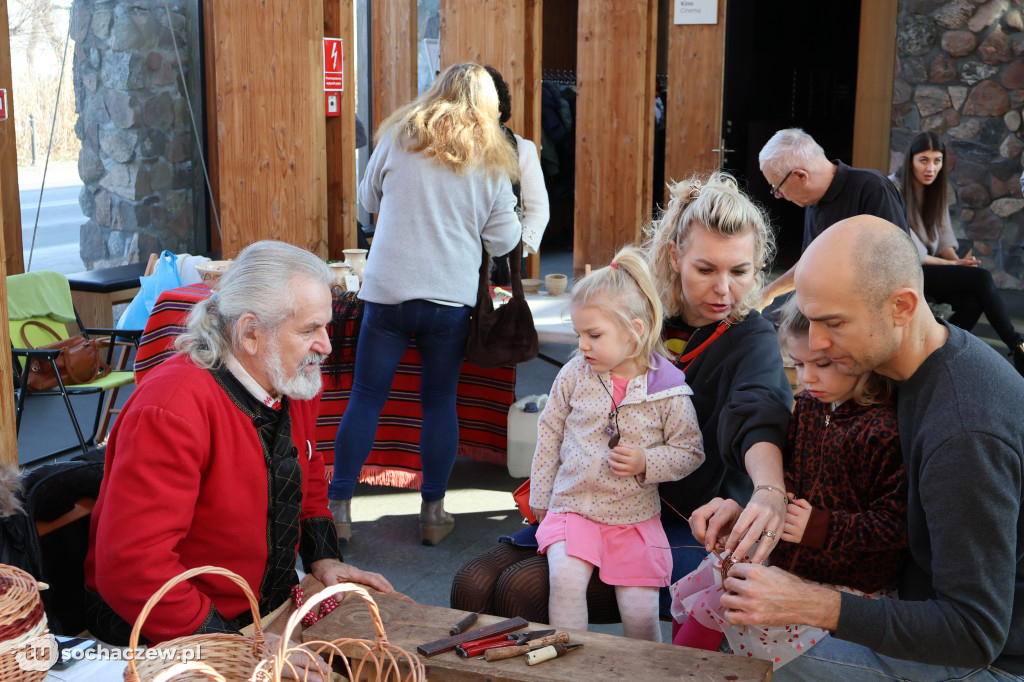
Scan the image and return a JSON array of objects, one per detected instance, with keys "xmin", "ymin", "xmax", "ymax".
[
  {"xmin": 150, "ymin": 661, "xmax": 227, "ymax": 682},
  {"xmin": 126, "ymin": 566, "xmax": 265, "ymax": 676},
  {"xmin": 278, "ymin": 582, "xmax": 388, "ymax": 652}
]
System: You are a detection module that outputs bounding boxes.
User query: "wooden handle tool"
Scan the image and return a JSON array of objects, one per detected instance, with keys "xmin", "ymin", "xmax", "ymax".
[
  {"xmin": 449, "ymin": 611, "xmax": 478, "ymax": 636},
  {"xmin": 484, "ymin": 633, "xmax": 570, "ymax": 661},
  {"xmin": 416, "ymin": 616, "xmax": 528, "ymax": 657},
  {"xmin": 526, "ymin": 642, "xmax": 583, "ymax": 666}
]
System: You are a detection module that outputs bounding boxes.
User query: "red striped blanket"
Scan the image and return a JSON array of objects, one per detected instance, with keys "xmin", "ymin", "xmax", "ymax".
[{"xmin": 135, "ymin": 285, "xmax": 515, "ymax": 489}]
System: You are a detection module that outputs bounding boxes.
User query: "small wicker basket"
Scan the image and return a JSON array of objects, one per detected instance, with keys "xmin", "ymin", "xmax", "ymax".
[
  {"xmin": 124, "ymin": 566, "xmax": 271, "ymax": 682},
  {"xmin": 0, "ymin": 564, "xmax": 49, "ymax": 682},
  {"xmin": 252, "ymin": 582, "xmax": 425, "ymax": 682}
]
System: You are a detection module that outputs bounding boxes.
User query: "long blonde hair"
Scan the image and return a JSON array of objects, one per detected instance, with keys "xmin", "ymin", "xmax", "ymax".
[
  {"xmin": 375, "ymin": 63, "xmax": 520, "ymax": 181},
  {"xmin": 645, "ymin": 171, "xmax": 776, "ymax": 320},
  {"xmin": 775, "ymin": 297, "xmax": 893, "ymax": 406},
  {"xmin": 570, "ymin": 246, "xmax": 666, "ymax": 373}
]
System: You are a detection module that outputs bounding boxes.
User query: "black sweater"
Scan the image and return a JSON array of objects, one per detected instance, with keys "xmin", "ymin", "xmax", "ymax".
[{"xmin": 659, "ymin": 310, "xmax": 793, "ymax": 525}]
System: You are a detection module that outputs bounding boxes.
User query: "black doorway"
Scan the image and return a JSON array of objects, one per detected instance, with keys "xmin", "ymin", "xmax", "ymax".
[{"xmin": 721, "ymin": 0, "xmax": 862, "ymax": 268}]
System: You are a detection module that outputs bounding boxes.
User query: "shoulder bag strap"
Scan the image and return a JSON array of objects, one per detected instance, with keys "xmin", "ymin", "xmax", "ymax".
[{"xmin": 20, "ymin": 320, "xmax": 64, "ymax": 349}]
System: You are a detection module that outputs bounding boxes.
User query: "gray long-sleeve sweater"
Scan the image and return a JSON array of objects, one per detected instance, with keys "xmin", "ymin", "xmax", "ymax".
[
  {"xmin": 357, "ymin": 131, "xmax": 521, "ymax": 307},
  {"xmin": 835, "ymin": 322, "xmax": 1024, "ymax": 675}
]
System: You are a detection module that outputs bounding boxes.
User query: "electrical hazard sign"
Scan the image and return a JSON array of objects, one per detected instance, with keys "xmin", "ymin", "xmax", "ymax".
[{"xmin": 323, "ymin": 38, "xmax": 343, "ymax": 91}]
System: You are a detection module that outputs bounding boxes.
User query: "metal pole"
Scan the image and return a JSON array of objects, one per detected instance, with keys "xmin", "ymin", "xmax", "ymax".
[{"xmin": 29, "ymin": 113, "xmax": 36, "ymax": 166}]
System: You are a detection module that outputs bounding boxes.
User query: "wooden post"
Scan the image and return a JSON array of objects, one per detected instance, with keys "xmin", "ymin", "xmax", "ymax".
[
  {"xmin": 852, "ymin": 0, "xmax": 898, "ymax": 172},
  {"xmin": 0, "ymin": 0, "xmax": 23, "ymax": 276},
  {"xmin": 664, "ymin": 0, "xmax": 728, "ymax": 192},
  {"xmin": 206, "ymin": 0, "xmax": 328, "ymax": 257},
  {"xmin": 371, "ymin": 0, "xmax": 417, "ymax": 133},
  {"xmin": 574, "ymin": 0, "xmax": 658, "ymax": 276},
  {"xmin": 202, "ymin": 0, "xmax": 221, "ymax": 252},
  {"xmin": 0, "ymin": 179, "xmax": 18, "ymax": 467},
  {"xmin": 325, "ymin": 1, "xmax": 358, "ymax": 256},
  {"xmin": 439, "ymin": 0, "xmax": 544, "ymax": 277}
]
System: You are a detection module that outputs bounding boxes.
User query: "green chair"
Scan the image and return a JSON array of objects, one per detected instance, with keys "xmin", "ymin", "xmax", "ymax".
[{"xmin": 7, "ymin": 271, "xmax": 142, "ymax": 457}]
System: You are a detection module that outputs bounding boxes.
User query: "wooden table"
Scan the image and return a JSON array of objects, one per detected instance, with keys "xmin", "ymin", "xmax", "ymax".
[{"xmin": 304, "ymin": 592, "xmax": 772, "ymax": 681}]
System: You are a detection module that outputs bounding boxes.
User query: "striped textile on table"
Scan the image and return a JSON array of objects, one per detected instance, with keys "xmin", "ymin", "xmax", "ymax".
[{"xmin": 135, "ymin": 285, "xmax": 515, "ymax": 490}]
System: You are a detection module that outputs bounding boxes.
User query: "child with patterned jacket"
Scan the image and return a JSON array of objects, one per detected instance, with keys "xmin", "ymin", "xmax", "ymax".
[
  {"xmin": 671, "ymin": 296, "xmax": 908, "ymax": 668},
  {"xmin": 530, "ymin": 246, "xmax": 705, "ymax": 641}
]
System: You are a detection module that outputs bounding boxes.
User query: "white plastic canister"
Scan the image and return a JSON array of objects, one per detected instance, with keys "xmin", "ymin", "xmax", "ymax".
[{"xmin": 506, "ymin": 394, "xmax": 548, "ymax": 477}]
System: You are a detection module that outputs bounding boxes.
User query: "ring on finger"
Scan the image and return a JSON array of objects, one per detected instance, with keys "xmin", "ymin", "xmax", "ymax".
[{"xmin": 761, "ymin": 529, "xmax": 777, "ymax": 539}]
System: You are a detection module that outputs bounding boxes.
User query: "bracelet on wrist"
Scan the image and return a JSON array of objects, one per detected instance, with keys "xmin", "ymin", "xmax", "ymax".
[{"xmin": 753, "ymin": 484, "xmax": 789, "ymax": 509}]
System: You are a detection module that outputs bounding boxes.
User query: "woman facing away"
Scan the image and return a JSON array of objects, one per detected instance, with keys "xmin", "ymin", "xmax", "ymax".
[
  {"xmin": 531, "ymin": 247, "xmax": 705, "ymax": 641},
  {"xmin": 485, "ymin": 65, "xmax": 550, "ymax": 259},
  {"xmin": 450, "ymin": 171, "xmax": 793, "ymax": 623},
  {"xmin": 327, "ymin": 63, "xmax": 522, "ymax": 546},
  {"xmin": 890, "ymin": 131, "xmax": 1024, "ymax": 377}
]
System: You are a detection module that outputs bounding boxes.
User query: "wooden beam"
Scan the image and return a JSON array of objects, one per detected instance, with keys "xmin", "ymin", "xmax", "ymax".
[
  {"xmin": 664, "ymin": 0, "xmax": 728, "ymax": 192},
  {"xmin": 0, "ymin": 0, "xmax": 23, "ymax": 276},
  {"xmin": 0, "ymin": 174, "xmax": 18, "ymax": 467},
  {"xmin": 524, "ymin": 0, "xmax": 542, "ymax": 280},
  {"xmin": 371, "ymin": 0, "xmax": 417, "ymax": 134},
  {"xmin": 852, "ymin": 0, "xmax": 898, "ymax": 172},
  {"xmin": 208, "ymin": 0, "xmax": 328, "ymax": 257},
  {"xmin": 202, "ymin": 0, "xmax": 221, "ymax": 252},
  {"xmin": 325, "ymin": 1, "xmax": 358, "ymax": 256},
  {"xmin": 574, "ymin": 0, "xmax": 658, "ymax": 276},
  {"xmin": 440, "ymin": 0, "xmax": 532, "ymax": 136},
  {"xmin": 440, "ymin": 0, "xmax": 544, "ymax": 276}
]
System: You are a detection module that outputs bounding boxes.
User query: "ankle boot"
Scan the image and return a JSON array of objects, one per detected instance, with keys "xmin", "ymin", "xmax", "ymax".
[
  {"xmin": 328, "ymin": 499, "xmax": 351, "ymax": 543},
  {"xmin": 1012, "ymin": 343, "xmax": 1024, "ymax": 378},
  {"xmin": 419, "ymin": 498, "xmax": 454, "ymax": 546}
]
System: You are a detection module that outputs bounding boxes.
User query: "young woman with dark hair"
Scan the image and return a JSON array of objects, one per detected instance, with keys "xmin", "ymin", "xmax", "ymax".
[{"xmin": 891, "ymin": 131, "xmax": 1024, "ymax": 376}]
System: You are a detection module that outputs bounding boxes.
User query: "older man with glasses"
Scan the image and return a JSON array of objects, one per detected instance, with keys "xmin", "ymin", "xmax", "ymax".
[{"xmin": 757, "ymin": 128, "xmax": 910, "ymax": 308}]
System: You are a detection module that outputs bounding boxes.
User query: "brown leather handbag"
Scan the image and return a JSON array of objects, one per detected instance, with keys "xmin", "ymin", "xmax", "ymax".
[
  {"xmin": 464, "ymin": 243, "xmax": 539, "ymax": 369},
  {"xmin": 19, "ymin": 321, "xmax": 111, "ymax": 391}
]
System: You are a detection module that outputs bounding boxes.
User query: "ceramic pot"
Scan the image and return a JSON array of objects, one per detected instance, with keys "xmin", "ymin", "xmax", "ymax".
[
  {"xmin": 342, "ymin": 249, "xmax": 368, "ymax": 280},
  {"xmin": 544, "ymin": 273, "xmax": 568, "ymax": 296},
  {"xmin": 329, "ymin": 262, "xmax": 353, "ymax": 288}
]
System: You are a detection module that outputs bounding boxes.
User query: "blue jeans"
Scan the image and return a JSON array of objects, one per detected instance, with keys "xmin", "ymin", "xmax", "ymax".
[
  {"xmin": 774, "ymin": 635, "xmax": 1023, "ymax": 682},
  {"xmin": 328, "ymin": 300, "xmax": 471, "ymax": 503}
]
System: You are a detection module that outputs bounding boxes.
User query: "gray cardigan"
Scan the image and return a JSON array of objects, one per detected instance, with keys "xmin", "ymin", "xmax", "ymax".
[{"xmin": 357, "ymin": 131, "xmax": 521, "ymax": 306}]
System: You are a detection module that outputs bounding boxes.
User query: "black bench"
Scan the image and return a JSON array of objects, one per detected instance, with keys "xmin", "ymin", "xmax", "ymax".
[{"xmin": 66, "ymin": 262, "xmax": 148, "ymax": 329}]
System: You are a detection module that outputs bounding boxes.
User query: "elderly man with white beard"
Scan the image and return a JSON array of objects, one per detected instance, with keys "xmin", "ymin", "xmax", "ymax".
[{"xmin": 85, "ymin": 240, "xmax": 393, "ymax": 649}]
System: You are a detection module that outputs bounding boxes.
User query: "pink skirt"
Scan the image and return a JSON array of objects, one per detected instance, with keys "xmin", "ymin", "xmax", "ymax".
[{"xmin": 536, "ymin": 512, "xmax": 671, "ymax": 587}]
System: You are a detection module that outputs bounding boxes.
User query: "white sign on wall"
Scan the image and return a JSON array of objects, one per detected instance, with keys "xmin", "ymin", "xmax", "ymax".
[{"xmin": 674, "ymin": 0, "xmax": 718, "ymax": 25}]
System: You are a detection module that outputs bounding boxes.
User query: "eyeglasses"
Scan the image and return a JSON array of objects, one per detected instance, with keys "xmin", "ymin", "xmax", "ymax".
[{"xmin": 769, "ymin": 169, "xmax": 795, "ymax": 198}]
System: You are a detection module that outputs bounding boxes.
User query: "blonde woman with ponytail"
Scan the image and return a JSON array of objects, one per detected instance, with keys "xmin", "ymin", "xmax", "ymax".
[
  {"xmin": 527, "ymin": 246, "xmax": 705, "ymax": 641},
  {"xmin": 328, "ymin": 63, "xmax": 522, "ymax": 546},
  {"xmin": 450, "ymin": 173, "xmax": 792, "ymax": 631},
  {"xmin": 646, "ymin": 171, "xmax": 792, "ymax": 573}
]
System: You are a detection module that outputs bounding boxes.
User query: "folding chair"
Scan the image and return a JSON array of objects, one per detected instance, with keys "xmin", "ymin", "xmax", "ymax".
[{"xmin": 8, "ymin": 271, "xmax": 142, "ymax": 457}]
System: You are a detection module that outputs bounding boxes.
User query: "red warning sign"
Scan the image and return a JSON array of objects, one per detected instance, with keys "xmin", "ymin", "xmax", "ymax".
[
  {"xmin": 0, "ymin": 89, "xmax": 7, "ymax": 121},
  {"xmin": 323, "ymin": 38, "xmax": 343, "ymax": 91}
]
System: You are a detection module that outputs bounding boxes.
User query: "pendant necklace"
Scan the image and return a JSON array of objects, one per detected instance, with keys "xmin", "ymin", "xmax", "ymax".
[{"xmin": 597, "ymin": 373, "xmax": 621, "ymax": 448}]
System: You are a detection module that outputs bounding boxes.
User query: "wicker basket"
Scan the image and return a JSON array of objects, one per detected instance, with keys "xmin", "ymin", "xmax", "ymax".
[
  {"xmin": 124, "ymin": 566, "xmax": 271, "ymax": 682},
  {"xmin": 0, "ymin": 564, "xmax": 49, "ymax": 682},
  {"xmin": 252, "ymin": 582, "xmax": 425, "ymax": 682}
]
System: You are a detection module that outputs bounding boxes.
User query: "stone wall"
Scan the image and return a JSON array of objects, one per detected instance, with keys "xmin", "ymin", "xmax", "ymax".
[
  {"xmin": 71, "ymin": 0, "xmax": 196, "ymax": 268},
  {"xmin": 893, "ymin": 0, "xmax": 1024, "ymax": 287}
]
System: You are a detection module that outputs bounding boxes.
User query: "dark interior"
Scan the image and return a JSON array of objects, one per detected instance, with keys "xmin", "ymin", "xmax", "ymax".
[{"xmin": 722, "ymin": 0, "xmax": 862, "ymax": 268}]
